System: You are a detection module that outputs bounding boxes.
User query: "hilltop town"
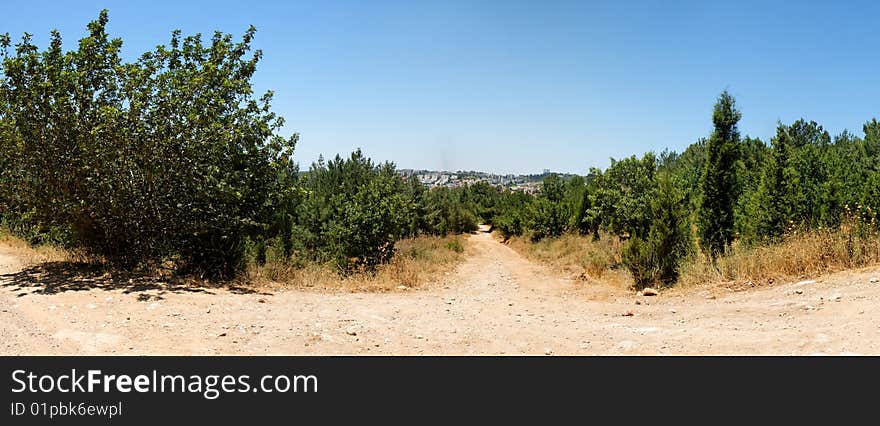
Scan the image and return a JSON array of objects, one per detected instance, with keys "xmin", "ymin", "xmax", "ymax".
[{"xmin": 398, "ymin": 169, "xmax": 578, "ymax": 193}]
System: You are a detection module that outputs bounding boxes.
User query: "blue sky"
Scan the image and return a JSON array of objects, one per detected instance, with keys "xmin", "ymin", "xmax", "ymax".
[{"xmin": 5, "ymin": 1, "xmax": 879, "ymax": 174}]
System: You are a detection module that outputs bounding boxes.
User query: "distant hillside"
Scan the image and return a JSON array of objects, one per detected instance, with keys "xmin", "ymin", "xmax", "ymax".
[{"xmin": 398, "ymin": 169, "xmax": 579, "ymax": 190}]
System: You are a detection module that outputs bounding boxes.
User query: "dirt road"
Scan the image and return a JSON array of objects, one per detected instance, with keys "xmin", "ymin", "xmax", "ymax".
[{"xmin": 2, "ymin": 230, "xmax": 880, "ymax": 355}]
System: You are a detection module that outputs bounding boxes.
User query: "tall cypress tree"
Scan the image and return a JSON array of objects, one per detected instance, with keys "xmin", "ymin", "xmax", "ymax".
[
  {"xmin": 747, "ymin": 124, "xmax": 790, "ymax": 240},
  {"xmin": 698, "ymin": 91, "xmax": 741, "ymax": 258}
]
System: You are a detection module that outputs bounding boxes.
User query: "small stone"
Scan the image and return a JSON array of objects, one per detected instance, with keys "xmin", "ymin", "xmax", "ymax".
[
  {"xmin": 642, "ymin": 288, "xmax": 659, "ymax": 296},
  {"xmin": 795, "ymin": 289, "xmax": 803, "ymax": 295},
  {"xmin": 218, "ymin": 332, "xmax": 227, "ymax": 337},
  {"xmin": 544, "ymin": 349, "xmax": 552, "ymax": 356},
  {"xmin": 831, "ymin": 294, "xmax": 842, "ymax": 302},
  {"xmin": 705, "ymin": 295, "xmax": 716, "ymax": 300},
  {"xmin": 345, "ymin": 330, "xmax": 357, "ymax": 336},
  {"xmin": 415, "ymin": 334, "xmax": 424, "ymax": 340},
  {"xmin": 669, "ymin": 309, "xmax": 677, "ymax": 314},
  {"xmin": 870, "ymin": 277, "xmax": 879, "ymax": 283},
  {"xmin": 396, "ymin": 285, "xmax": 409, "ymax": 290},
  {"xmin": 622, "ymin": 311, "xmax": 634, "ymax": 317},
  {"xmin": 257, "ymin": 298, "xmax": 267, "ymax": 303},
  {"xmin": 634, "ymin": 300, "xmax": 642, "ymax": 305}
]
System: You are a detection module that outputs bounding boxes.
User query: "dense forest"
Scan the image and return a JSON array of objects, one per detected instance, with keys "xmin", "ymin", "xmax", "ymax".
[{"xmin": 2, "ymin": 12, "xmax": 879, "ymax": 288}]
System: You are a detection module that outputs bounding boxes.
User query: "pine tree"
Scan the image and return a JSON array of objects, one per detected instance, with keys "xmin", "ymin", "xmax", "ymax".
[
  {"xmin": 748, "ymin": 124, "xmax": 795, "ymax": 239},
  {"xmin": 698, "ymin": 91, "xmax": 741, "ymax": 258},
  {"xmin": 621, "ymin": 173, "xmax": 691, "ymax": 288},
  {"xmin": 649, "ymin": 174, "xmax": 692, "ymax": 284}
]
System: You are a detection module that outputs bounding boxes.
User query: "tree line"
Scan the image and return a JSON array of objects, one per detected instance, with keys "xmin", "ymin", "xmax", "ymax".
[
  {"xmin": 484, "ymin": 92, "xmax": 880, "ymax": 287},
  {"xmin": 0, "ymin": 12, "xmax": 480, "ymax": 278},
  {"xmin": 2, "ymin": 12, "xmax": 879, "ymax": 287}
]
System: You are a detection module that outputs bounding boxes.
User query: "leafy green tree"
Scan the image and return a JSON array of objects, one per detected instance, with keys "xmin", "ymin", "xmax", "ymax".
[
  {"xmin": 523, "ymin": 174, "xmax": 570, "ymax": 241},
  {"xmin": 0, "ymin": 11, "xmax": 297, "ymax": 277},
  {"xmin": 591, "ymin": 154, "xmax": 657, "ymax": 239},
  {"xmin": 698, "ymin": 91, "xmax": 741, "ymax": 257}
]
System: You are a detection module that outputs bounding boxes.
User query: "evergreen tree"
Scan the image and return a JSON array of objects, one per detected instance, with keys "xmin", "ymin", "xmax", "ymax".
[
  {"xmin": 747, "ymin": 124, "xmax": 792, "ymax": 239},
  {"xmin": 649, "ymin": 173, "xmax": 693, "ymax": 284},
  {"xmin": 621, "ymin": 173, "xmax": 691, "ymax": 288},
  {"xmin": 698, "ymin": 91, "xmax": 741, "ymax": 258}
]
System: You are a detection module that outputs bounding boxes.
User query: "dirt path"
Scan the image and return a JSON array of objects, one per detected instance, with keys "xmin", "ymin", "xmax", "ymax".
[{"xmin": 2, "ymin": 230, "xmax": 880, "ymax": 355}]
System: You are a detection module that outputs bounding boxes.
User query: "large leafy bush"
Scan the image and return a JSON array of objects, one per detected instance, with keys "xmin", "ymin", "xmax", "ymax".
[{"xmin": 0, "ymin": 11, "xmax": 297, "ymax": 277}]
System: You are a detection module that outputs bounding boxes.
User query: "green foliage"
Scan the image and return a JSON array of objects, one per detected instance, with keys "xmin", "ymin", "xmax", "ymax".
[
  {"xmin": 589, "ymin": 154, "xmax": 657, "ymax": 239},
  {"xmin": 445, "ymin": 238, "xmax": 464, "ymax": 253},
  {"xmin": 294, "ymin": 150, "xmax": 417, "ymax": 271},
  {"xmin": 422, "ymin": 187, "xmax": 480, "ymax": 236},
  {"xmin": 646, "ymin": 174, "xmax": 693, "ymax": 283},
  {"xmin": 490, "ymin": 190, "xmax": 531, "ymax": 239},
  {"xmin": 863, "ymin": 170, "xmax": 880, "ymax": 218},
  {"xmin": 523, "ymin": 174, "xmax": 571, "ymax": 241},
  {"xmin": 621, "ymin": 173, "xmax": 692, "ymax": 288},
  {"xmin": 525, "ymin": 198, "xmax": 566, "ymax": 241},
  {"xmin": 459, "ymin": 181, "xmax": 501, "ymax": 222},
  {"xmin": 698, "ymin": 91, "xmax": 741, "ymax": 258},
  {"xmin": 4, "ymin": 14, "xmax": 880, "ymax": 290},
  {"xmin": 621, "ymin": 236, "xmax": 654, "ymax": 288},
  {"xmin": 0, "ymin": 11, "xmax": 297, "ymax": 277}
]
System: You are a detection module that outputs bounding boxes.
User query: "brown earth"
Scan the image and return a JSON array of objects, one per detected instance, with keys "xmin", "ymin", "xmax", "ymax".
[{"xmin": 2, "ymin": 228, "xmax": 880, "ymax": 355}]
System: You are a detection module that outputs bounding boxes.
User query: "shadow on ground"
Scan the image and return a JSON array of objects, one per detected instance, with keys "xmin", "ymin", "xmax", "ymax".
[{"xmin": 0, "ymin": 261, "xmax": 269, "ymax": 300}]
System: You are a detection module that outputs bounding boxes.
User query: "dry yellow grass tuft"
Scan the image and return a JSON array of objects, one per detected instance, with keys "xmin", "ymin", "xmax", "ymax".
[
  {"xmin": 0, "ymin": 230, "xmax": 70, "ymax": 265},
  {"xmin": 679, "ymin": 226, "xmax": 880, "ymax": 289},
  {"xmin": 503, "ymin": 233, "xmax": 631, "ymax": 289},
  {"xmin": 503, "ymin": 216, "xmax": 880, "ymax": 293},
  {"xmin": 248, "ymin": 234, "xmax": 469, "ymax": 292}
]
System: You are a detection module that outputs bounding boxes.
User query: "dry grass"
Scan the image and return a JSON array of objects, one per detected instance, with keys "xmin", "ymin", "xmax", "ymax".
[
  {"xmin": 503, "ymin": 232, "xmax": 631, "ymax": 289},
  {"xmin": 503, "ymin": 217, "xmax": 880, "ymax": 294},
  {"xmin": 0, "ymin": 230, "xmax": 70, "ymax": 265},
  {"xmin": 248, "ymin": 234, "xmax": 469, "ymax": 292},
  {"xmin": 679, "ymin": 225, "xmax": 880, "ymax": 290}
]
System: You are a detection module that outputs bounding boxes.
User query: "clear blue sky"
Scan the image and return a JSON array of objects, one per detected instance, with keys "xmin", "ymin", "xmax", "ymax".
[{"xmin": 5, "ymin": 1, "xmax": 880, "ymax": 174}]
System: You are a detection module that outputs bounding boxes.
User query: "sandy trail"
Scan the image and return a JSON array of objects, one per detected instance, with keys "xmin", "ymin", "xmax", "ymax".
[{"xmin": 2, "ymin": 229, "xmax": 880, "ymax": 355}]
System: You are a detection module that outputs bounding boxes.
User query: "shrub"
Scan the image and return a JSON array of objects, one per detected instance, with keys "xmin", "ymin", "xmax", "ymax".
[
  {"xmin": 491, "ymin": 189, "xmax": 531, "ymax": 240},
  {"xmin": 445, "ymin": 238, "xmax": 464, "ymax": 253},
  {"xmin": 294, "ymin": 150, "xmax": 416, "ymax": 271},
  {"xmin": 621, "ymin": 236, "xmax": 654, "ymax": 288},
  {"xmin": 0, "ymin": 11, "xmax": 297, "ymax": 278},
  {"xmin": 585, "ymin": 249, "xmax": 612, "ymax": 279},
  {"xmin": 621, "ymin": 174, "xmax": 692, "ymax": 288},
  {"xmin": 526, "ymin": 198, "xmax": 567, "ymax": 241},
  {"xmin": 422, "ymin": 187, "xmax": 479, "ymax": 235}
]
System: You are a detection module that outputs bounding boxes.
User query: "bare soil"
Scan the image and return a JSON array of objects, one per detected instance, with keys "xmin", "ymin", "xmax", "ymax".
[{"xmin": 2, "ymin": 229, "xmax": 880, "ymax": 355}]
